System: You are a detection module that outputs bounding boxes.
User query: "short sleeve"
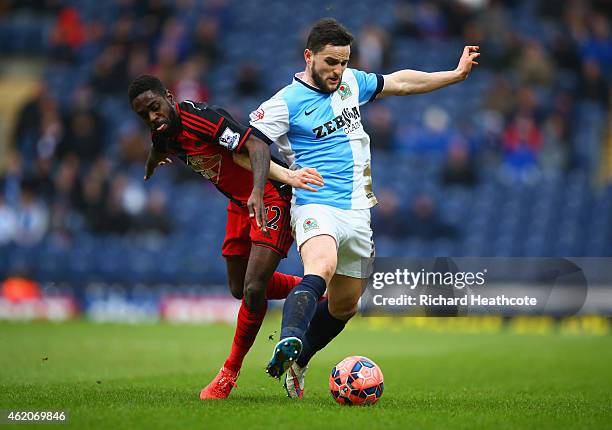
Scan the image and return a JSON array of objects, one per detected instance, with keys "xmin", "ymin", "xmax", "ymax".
[
  {"xmin": 179, "ymin": 101, "xmax": 252, "ymax": 153},
  {"xmin": 351, "ymin": 69, "xmax": 384, "ymax": 105},
  {"xmin": 248, "ymin": 93, "xmax": 290, "ymax": 145}
]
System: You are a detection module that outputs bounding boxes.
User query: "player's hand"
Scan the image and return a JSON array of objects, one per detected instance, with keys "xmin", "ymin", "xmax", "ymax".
[
  {"xmin": 456, "ymin": 46, "xmax": 480, "ymax": 80},
  {"xmin": 287, "ymin": 168, "xmax": 324, "ymax": 192},
  {"xmin": 247, "ymin": 188, "xmax": 267, "ymax": 232},
  {"xmin": 144, "ymin": 155, "xmax": 172, "ymax": 181}
]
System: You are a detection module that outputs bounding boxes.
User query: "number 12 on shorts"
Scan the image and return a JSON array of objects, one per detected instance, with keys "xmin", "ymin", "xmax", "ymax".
[{"xmin": 266, "ymin": 206, "xmax": 281, "ymax": 230}]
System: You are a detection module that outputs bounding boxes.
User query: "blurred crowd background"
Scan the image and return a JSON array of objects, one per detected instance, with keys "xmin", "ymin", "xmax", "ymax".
[{"xmin": 0, "ymin": 0, "xmax": 611, "ymax": 289}]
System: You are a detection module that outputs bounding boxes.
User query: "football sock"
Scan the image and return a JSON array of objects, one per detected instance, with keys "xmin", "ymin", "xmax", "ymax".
[
  {"xmin": 280, "ymin": 274, "xmax": 327, "ymax": 340},
  {"xmin": 224, "ymin": 298, "xmax": 267, "ymax": 373},
  {"xmin": 297, "ymin": 299, "xmax": 346, "ymax": 367},
  {"xmin": 266, "ymin": 272, "xmax": 301, "ymax": 300}
]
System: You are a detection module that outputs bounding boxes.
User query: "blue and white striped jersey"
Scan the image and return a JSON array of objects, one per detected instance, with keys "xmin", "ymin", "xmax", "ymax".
[{"xmin": 249, "ymin": 68, "xmax": 384, "ymax": 210}]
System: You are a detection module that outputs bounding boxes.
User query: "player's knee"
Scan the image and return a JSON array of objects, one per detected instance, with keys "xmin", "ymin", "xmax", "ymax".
[
  {"xmin": 243, "ymin": 291, "xmax": 266, "ymax": 311},
  {"xmin": 243, "ymin": 274, "xmax": 267, "ymax": 309},
  {"xmin": 305, "ymin": 258, "xmax": 336, "ymax": 284}
]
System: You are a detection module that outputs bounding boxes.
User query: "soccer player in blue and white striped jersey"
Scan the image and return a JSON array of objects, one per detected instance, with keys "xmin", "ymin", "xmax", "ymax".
[{"xmin": 250, "ymin": 18, "xmax": 480, "ymax": 398}]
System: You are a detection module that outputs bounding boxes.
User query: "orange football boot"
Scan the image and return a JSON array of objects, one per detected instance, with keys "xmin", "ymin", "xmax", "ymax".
[{"xmin": 199, "ymin": 367, "xmax": 239, "ymax": 400}]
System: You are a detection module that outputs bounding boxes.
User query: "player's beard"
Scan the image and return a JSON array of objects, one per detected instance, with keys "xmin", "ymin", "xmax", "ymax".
[{"xmin": 311, "ymin": 61, "xmax": 341, "ymax": 94}]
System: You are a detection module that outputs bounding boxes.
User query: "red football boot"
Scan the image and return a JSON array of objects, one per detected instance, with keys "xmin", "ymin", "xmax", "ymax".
[{"xmin": 199, "ymin": 367, "xmax": 239, "ymax": 400}]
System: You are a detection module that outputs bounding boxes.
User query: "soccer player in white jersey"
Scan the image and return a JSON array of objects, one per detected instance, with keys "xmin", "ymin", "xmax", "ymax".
[{"xmin": 249, "ymin": 18, "xmax": 480, "ymax": 398}]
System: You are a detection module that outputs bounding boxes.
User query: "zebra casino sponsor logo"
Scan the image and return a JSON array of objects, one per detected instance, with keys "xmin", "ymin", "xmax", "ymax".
[{"xmin": 312, "ymin": 106, "xmax": 361, "ymax": 139}]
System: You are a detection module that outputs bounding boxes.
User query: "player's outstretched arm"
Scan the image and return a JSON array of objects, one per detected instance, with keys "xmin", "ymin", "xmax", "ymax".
[
  {"xmin": 232, "ymin": 153, "xmax": 324, "ymax": 192},
  {"xmin": 144, "ymin": 146, "xmax": 172, "ymax": 180},
  {"xmin": 242, "ymin": 136, "xmax": 271, "ymax": 230},
  {"xmin": 378, "ymin": 46, "xmax": 480, "ymax": 98}
]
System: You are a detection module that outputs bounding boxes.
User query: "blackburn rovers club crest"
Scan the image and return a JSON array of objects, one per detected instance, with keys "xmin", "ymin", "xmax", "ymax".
[
  {"xmin": 303, "ymin": 218, "xmax": 319, "ymax": 233},
  {"xmin": 186, "ymin": 154, "xmax": 222, "ymax": 184},
  {"xmin": 250, "ymin": 108, "xmax": 265, "ymax": 122},
  {"xmin": 338, "ymin": 82, "xmax": 352, "ymax": 100}
]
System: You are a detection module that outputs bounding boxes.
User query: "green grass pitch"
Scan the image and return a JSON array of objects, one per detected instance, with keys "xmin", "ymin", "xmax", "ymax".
[{"xmin": 1, "ymin": 316, "xmax": 611, "ymax": 429}]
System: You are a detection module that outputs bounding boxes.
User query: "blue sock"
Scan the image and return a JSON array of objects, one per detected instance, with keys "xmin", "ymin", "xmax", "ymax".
[
  {"xmin": 297, "ymin": 299, "xmax": 346, "ymax": 367},
  {"xmin": 280, "ymin": 274, "xmax": 326, "ymax": 341}
]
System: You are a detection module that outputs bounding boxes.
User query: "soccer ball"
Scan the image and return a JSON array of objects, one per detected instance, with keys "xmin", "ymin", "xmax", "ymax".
[{"xmin": 329, "ymin": 356, "xmax": 384, "ymax": 405}]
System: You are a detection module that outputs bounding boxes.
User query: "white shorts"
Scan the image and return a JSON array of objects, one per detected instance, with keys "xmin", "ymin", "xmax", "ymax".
[{"xmin": 290, "ymin": 203, "xmax": 375, "ymax": 279}]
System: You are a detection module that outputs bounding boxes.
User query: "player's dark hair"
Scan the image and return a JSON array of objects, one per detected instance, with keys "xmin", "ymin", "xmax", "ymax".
[
  {"xmin": 128, "ymin": 74, "xmax": 167, "ymax": 103},
  {"xmin": 306, "ymin": 18, "xmax": 354, "ymax": 53}
]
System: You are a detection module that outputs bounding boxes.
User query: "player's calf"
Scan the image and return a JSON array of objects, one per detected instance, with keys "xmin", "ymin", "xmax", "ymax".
[
  {"xmin": 279, "ymin": 274, "xmax": 327, "ymax": 340},
  {"xmin": 327, "ymin": 274, "xmax": 364, "ymax": 321},
  {"xmin": 297, "ymin": 299, "xmax": 347, "ymax": 368}
]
